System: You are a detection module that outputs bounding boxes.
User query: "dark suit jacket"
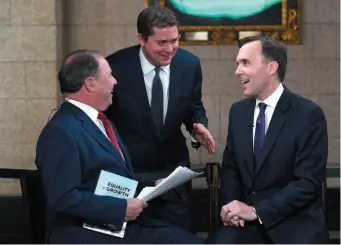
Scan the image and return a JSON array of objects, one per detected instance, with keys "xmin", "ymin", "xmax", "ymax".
[
  {"xmin": 35, "ymin": 102, "xmax": 169, "ymax": 244},
  {"xmin": 105, "ymin": 45, "xmax": 207, "ymax": 182},
  {"xmin": 220, "ymin": 88, "xmax": 329, "ymax": 243}
]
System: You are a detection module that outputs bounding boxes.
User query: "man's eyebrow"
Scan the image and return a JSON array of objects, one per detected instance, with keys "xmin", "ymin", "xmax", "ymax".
[{"xmin": 156, "ymin": 38, "xmax": 178, "ymax": 43}]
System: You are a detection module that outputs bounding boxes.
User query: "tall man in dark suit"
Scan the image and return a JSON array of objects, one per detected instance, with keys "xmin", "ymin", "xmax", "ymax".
[
  {"xmin": 206, "ymin": 36, "xmax": 329, "ymax": 244},
  {"xmin": 35, "ymin": 49, "xmax": 204, "ymax": 244},
  {"xmin": 105, "ymin": 6, "xmax": 215, "ymax": 232}
]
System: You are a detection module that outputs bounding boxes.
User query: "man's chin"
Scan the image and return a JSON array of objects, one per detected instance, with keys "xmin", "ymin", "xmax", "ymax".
[{"xmin": 159, "ymin": 59, "xmax": 172, "ymax": 66}]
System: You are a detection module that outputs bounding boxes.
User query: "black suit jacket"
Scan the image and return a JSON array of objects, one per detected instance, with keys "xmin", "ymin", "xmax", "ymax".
[
  {"xmin": 220, "ymin": 88, "xmax": 329, "ymax": 243},
  {"xmin": 35, "ymin": 102, "xmax": 170, "ymax": 244},
  {"xmin": 105, "ymin": 45, "xmax": 207, "ymax": 183}
]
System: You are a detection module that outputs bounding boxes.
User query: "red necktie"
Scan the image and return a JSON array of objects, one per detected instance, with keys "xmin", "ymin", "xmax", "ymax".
[{"xmin": 97, "ymin": 112, "xmax": 123, "ymax": 157}]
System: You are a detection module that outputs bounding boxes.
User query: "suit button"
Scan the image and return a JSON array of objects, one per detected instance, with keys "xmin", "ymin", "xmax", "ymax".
[{"xmin": 251, "ymin": 191, "xmax": 257, "ymax": 195}]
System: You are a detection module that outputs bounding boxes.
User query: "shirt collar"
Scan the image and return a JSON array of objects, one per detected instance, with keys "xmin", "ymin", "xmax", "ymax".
[
  {"xmin": 256, "ymin": 83, "xmax": 284, "ymax": 109},
  {"xmin": 139, "ymin": 47, "xmax": 170, "ymax": 75},
  {"xmin": 65, "ymin": 98, "xmax": 99, "ymax": 123}
]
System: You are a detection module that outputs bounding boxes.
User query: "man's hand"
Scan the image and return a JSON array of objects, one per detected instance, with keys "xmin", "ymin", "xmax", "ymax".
[
  {"xmin": 193, "ymin": 123, "xmax": 216, "ymax": 154},
  {"xmin": 221, "ymin": 204, "xmax": 244, "ymax": 227},
  {"xmin": 223, "ymin": 200, "xmax": 257, "ymax": 222},
  {"xmin": 125, "ymin": 198, "xmax": 148, "ymax": 221},
  {"xmin": 223, "ymin": 216, "xmax": 245, "ymax": 227},
  {"xmin": 155, "ymin": 178, "xmax": 164, "ymax": 186}
]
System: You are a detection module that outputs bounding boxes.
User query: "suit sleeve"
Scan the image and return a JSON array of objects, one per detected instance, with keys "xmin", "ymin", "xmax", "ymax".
[
  {"xmin": 182, "ymin": 59, "xmax": 208, "ymax": 132},
  {"xmin": 36, "ymin": 125, "xmax": 127, "ymax": 230},
  {"xmin": 254, "ymin": 105, "xmax": 328, "ymax": 229},
  {"xmin": 220, "ymin": 104, "xmax": 243, "ymax": 204}
]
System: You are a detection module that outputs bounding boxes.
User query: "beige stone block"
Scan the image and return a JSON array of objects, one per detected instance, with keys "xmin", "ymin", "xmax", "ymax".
[
  {"xmin": 11, "ymin": 0, "xmax": 56, "ymax": 25},
  {"xmin": 182, "ymin": 46, "xmax": 219, "ymax": 60},
  {"xmin": 26, "ymin": 62, "xmax": 58, "ymax": 98},
  {"xmin": 119, "ymin": 0, "xmax": 146, "ymax": 25},
  {"xmin": 220, "ymin": 94, "xmax": 245, "ymax": 139},
  {"xmin": 285, "ymin": 60, "xmax": 339, "ymax": 94},
  {"xmin": 218, "ymin": 45, "xmax": 239, "ymax": 60},
  {"xmin": 200, "ymin": 139, "xmax": 226, "ymax": 164},
  {"xmin": 0, "ymin": 0, "xmax": 10, "ymax": 25},
  {"xmin": 65, "ymin": 0, "xmax": 144, "ymax": 25},
  {"xmin": 0, "ymin": 179, "xmax": 21, "ymax": 195},
  {"xmin": 0, "ymin": 122, "xmax": 37, "ymax": 144},
  {"xmin": 287, "ymin": 24, "xmax": 314, "ymax": 59},
  {"xmin": 56, "ymin": 26, "xmax": 66, "ymax": 60},
  {"xmin": 191, "ymin": 177, "xmax": 207, "ymax": 189},
  {"xmin": 0, "ymin": 99, "xmax": 30, "ymax": 124},
  {"xmin": 0, "ymin": 63, "xmax": 26, "ymax": 98},
  {"xmin": 328, "ymin": 138, "xmax": 340, "ymax": 164},
  {"xmin": 0, "ymin": 26, "xmax": 56, "ymax": 62},
  {"xmin": 201, "ymin": 60, "xmax": 243, "ymax": 96},
  {"xmin": 125, "ymin": 25, "xmax": 138, "ymax": 47},
  {"xmin": 0, "ymin": 144, "xmax": 36, "ymax": 169},
  {"xmin": 313, "ymin": 24, "xmax": 340, "ymax": 59},
  {"xmin": 303, "ymin": 0, "xmax": 340, "ymax": 24},
  {"xmin": 55, "ymin": 0, "xmax": 64, "ymax": 25},
  {"xmin": 0, "ymin": 99, "xmax": 56, "ymax": 144},
  {"xmin": 202, "ymin": 95, "xmax": 220, "ymax": 139},
  {"xmin": 24, "ymin": 98, "xmax": 57, "ymax": 126},
  {"xmin": 65, "ymin": 26, "xmax": 125, "ymax": 57},
  {"xmin": 65, "ymin": 0, "xmax": 120, "ymax": 25}
]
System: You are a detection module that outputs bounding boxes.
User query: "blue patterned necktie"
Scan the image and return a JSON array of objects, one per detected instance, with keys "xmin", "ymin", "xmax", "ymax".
[{"xmin": 254, "ymin": 102, "xmax": 267, "ymax": 156}]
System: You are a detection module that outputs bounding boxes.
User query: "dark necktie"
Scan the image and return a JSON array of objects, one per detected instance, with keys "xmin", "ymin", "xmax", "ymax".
[
  {"xmin": 254, "ymin": 102, "xmax": 267, "ymax": 157},
  {"xmin": 98, "ymin": 112, "xmax": 123, "ymax": 158},
  {"xmin": 151, "ymin": 67, "xmax": 163, "ymax": 135}
]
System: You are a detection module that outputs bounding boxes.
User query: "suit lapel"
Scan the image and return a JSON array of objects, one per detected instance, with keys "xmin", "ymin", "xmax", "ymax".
[
  {"xmin": 81, "ymin": 119, "xmax": 133, "ymax": 178},
  {"xmin": 128, "ymin": 47, "xmax": 157, "ymax": 138},
  {"xmin": 111, "ymin": 123, "xmax": 135, "ymax": 178},
  {"xmin": 254, "ymin": 89, "xmax": 291, "ymax": 175},
  {"xmin": 243, "ymin": 99, "xmax": 256, "ymax": 177},
  {"xmin": 66, "ymin": 102, "xmax": 133, "ymax": 177},
  {"xmin": 161, "ymin": 59, "xmax": 183, "ymax": 138}
]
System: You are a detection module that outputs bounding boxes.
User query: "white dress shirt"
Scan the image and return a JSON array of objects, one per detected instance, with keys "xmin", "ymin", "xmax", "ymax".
[
  {"xmin": 65, "ymin": 98, "xmax": 109, "ymax": 139},
  {"xmin": 252, "ymin": 83, "xmax": 284, "ymax": 150},
  {"xmin": 139, "ymin": 48, "xmax": 170, "ymax": 122},
  {"xmin": 252, "ymin": 83, "xmax": 284, "ymax": 223}
]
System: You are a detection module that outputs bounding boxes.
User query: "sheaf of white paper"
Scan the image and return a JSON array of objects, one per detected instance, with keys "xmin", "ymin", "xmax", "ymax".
[{"xmin": 137, "ymin": 166, "xmax": 203, "ymax": 201}]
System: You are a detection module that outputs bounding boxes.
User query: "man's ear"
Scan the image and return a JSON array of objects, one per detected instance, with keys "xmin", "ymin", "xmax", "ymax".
[
  {"xmin": 84, "ymin": 77, "xmax": 96, "ymax": 92},
  {"xmin": 138, "ymin": 33, "xmax": 146, "ymax": 47},
  {"xmin": 269, "ymin": 61, "xmax": 279, "ymax": 76}
]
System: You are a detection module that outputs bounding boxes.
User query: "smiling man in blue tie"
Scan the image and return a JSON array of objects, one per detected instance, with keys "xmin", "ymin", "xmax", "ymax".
[{"xmin": 206, "ymin": 36, "xmax": 329, "ymax": 244}]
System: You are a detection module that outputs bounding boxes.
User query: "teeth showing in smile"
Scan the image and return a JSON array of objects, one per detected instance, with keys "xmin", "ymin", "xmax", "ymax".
[{"xmin": 241, "ymin": 80, "xmax": 249, "ymax": 84}]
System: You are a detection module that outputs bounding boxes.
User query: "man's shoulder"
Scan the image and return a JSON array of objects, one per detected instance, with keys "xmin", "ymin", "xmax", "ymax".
[
  {"xmin": 41, "ymin": 105, "xmax": 79, "ymax": 137},
  {"xmin": 106, "ymin": 45, "xmax": 139, "ymax": 63},
  {"xmin": 174, "ymin": 48, "xmax": 200, "ymax": 63},
  {"xmin": 230, "ymin": 97, "xmax": 253, "ymax": 110},
  {"xmin": 288, "ymin": 90, "xmax": 325, "ymax": 117}
]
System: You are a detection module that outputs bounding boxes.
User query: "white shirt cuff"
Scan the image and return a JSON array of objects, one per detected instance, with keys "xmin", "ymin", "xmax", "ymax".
[{"xmin": 191, "ymin": 131, "xmax": 199, "ymax": 142}]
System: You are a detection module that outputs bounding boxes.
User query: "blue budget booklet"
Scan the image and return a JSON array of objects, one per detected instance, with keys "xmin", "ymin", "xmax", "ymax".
[{"xmin": 83, "ymin": 170, "xmax": 138, "ymax": 238}]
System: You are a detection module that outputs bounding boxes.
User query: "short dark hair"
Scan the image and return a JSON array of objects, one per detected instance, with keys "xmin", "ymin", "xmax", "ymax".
[
  {"xmin": 137, "ymin": 6, "xmax": 179, "ymax": 40},
  {"xmin": 58, "ymin": 49, "xmax": 102, "ymax": 94},
  {"xmin": 238, "ymin": 36, "xmax": 288, "ymax": 82}
]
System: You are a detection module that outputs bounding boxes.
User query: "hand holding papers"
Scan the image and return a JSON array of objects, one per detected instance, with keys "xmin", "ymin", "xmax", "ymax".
[
  {"xmin": 137, "ymin": 166, "xmax": 203, "ymax": 201},
  {"xmin": 83, "ymin": 170, "xmax": 138, "ymax": 238}
]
